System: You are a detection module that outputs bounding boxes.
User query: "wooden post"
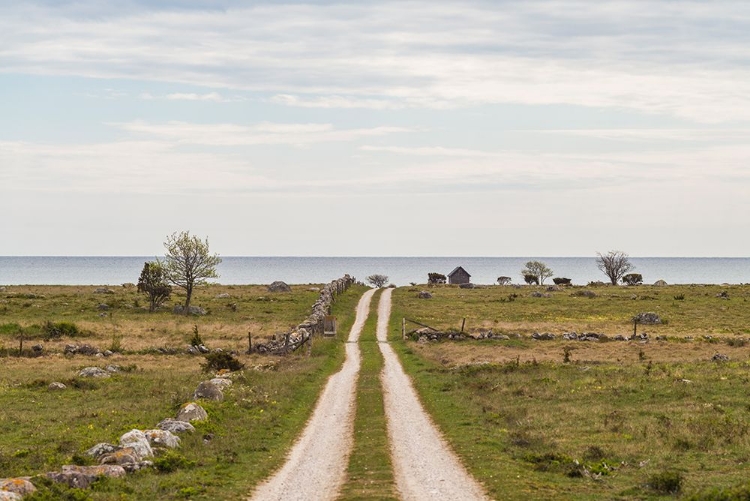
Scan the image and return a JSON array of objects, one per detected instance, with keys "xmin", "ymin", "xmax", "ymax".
[
  {"xmin": 633, "ymin": 319, "xmax": 638, "ymax": 338},
  {"xmin": 461, "ymin": 318, "xmax": 466, "ymax": 333},
  {"xmin": 247, "ymin": 332, "xmax": 252, "ymax": 354},
  {"xmin": 402, "ymin": 318, "xmax": 406, "ymax": 341}
]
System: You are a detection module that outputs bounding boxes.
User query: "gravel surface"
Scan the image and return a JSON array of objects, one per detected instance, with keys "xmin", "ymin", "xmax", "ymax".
[
  {"xmin": 249, "ymin": 288, "xmax": 376, "ymax": 501},
  {"xmin": 377, "ymin": 288, "xmax": 490, "ymax": 501}
]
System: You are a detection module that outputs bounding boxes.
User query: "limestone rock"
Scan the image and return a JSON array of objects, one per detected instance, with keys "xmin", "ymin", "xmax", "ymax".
[
  {"xmin": 176, "ymin": 402, "xmax": 208, "ymax": 422},
  {"xmin": 48, "ymin": 382, "xmax": 67, "ymax": 391},
  {"xmin": 86, "ymin": 442, "xmax": 120, "ymax": 460},
  {"xmin": 267, "ymin": 281, "xmax": 291, "ymax": 293},
  {"xmin": 633, "ymin": 312, "xmax": 662, "ymax": 325},
  {"xmin": 194, "ymin": 381, "xmax": 224, "ymax": 401},
  {"xmin": 654, "ymin": 280, "xmax": 668, "ymax": 286},
  {"xmin": 209, "ymin": 377, "xmax": 232, "ymax": 389},
  {"xmin": 215, "ymin": 293, "xmax": 231, "ymax": 299},
  {"xmin": 144, "ymin": 429, "xmax": 181, "ymax": 448},
  {"xmin": 48, "ymin": 465, "xmax": 126, "ymax": 488},
  {"xmin": 119, "ymin": 429, "xmax": 153, "ymax": 458},
  {"xmin": 0, "ymin": 491, "xmax": 22, "ymax": 501},
  {"xmin": 417, "ymin": 291, "xmax": 432, "ymax": 299},
  {"xmin": 173, "ymin": 305, "xmax": 207, "ymax": 315},
  {"xmin": 0, "ymin": 478, "xmax": 36, "ymax": 496},
  {"xmin": 94, "ymin": 287, "xmax": 115, "ymax": 294},
  {"xmin": 99, "ymin": 447, "xmax": 140, "ymax": 468},
  {"xmin": 78, "ymin": 367, "xmax": 110, "ymax": 378},
  {"xmin": 157, "ymin": 418, "xmax": 196, "ymax": 434}
]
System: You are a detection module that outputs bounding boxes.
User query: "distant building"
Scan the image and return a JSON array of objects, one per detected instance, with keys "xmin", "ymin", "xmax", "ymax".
[{"xmin": 447, "ymin": 266, "xmax": 471, "ymax": 285}]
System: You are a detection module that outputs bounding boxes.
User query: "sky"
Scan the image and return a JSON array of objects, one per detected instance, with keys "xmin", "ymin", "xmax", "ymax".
[{"xmin": 1, "ymin": 0, "xmax": 749, "ymax": 257}]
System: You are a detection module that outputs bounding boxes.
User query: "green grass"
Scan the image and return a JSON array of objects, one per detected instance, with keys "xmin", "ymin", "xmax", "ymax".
[
  {"xmin": 0, "ymin": 284, "xmax": 369, "ymax": 500},
  {"xmin": 340, "ymin": 289, "xmax": 398, "ymax": 500},
  {"xmin": 390, "ymin": 285, "xmax": 750, "ymax": 500}
]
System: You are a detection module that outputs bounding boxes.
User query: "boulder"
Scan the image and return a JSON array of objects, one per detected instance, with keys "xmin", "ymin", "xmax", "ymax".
[
  {"xmin": 532, "ymin": 332, "xmax": 556, "ymax": 340},
  {"xmin": 144, "ymin": 429, "xmax": 180, "ymax": 448},
  {"xmin": 712, "ymin": 353, "xmax": 730, "ymax": 362},
  {"xmin": 215, "ymin": 293, "xmax": 231, "ymax": 299},
  {"xmin": 267, "ymin": 281, "xmax": 291, "ymax": 293},
  {"xmin": 654, "ymin": 280, "xmax": 668, "ymax": 286},
  {"xmin": 0, "ymin": 491, "xmax": 21, "ymax": 501},
  {"xmin": 417, "ymin": 291, "xmax": 432, "ymax": 299},
  {"xmin": 176, "ymin": 402, "xmax": 208, "ymax": 422},
  {"xmin": 47, "ymin": 465, "xmax": 126, "ymax": 488},
  {"xmin": 97, "ymin": 303, "xmax": 109, "ymax": 311},
  {"xmin": 0, "ymin": 478, "xmax": 36, "ymax": 496},
  {"xmin": 194, "ymin": 381, "xmax": 224, "ymax": 401},
  {"xmin": 173, "ymin": 305, "xmax": 207, "ymax": 316},
  {"xmin": 48, "ymin": 382, "xmax": 67, "ymax": 391},
  {"xmin": 119, "ymin": 429, "xmax": 153, "ymax": 459},
  {"xmin": 633, "ymin": 312, "xmax": 662, "ymax": 325},
  {"xmin": 78, "ymin": 367, "xmax": 110, "ymax": 378},
  {"xmin": 86, "ymin": 442, "xmax": 120, "ymax": 460},
  {"xmin": 157, "ymin": 418, "xmax": 196, "ymax": 434},
  {"xmin": 99, "ymin": 447, "xmax": 140, "ymax": 468},
  {"xmin": 209, "ymin": 377, "xmax": 233, "ymax": 389},
  {"xmin": 94, "ymin": 287, "xmax": 115, "ymax": 294}
]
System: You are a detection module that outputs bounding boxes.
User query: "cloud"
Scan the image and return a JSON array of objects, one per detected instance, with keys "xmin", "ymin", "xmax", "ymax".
[
  {"xmin": 3, "ymin": 1, "xmax": 750, "ymax": 121},
  {"xmin": 166, "ymin": 92, "xmax": 227, "ymax": 102}
]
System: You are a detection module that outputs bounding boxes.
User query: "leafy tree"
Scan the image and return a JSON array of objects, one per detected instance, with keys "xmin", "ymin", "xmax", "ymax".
[
  {"xmin": 162, "ymin": 231, "xmax": 221, "ymax": 314},
  {"xmin": 521, "ymin": 261, "xmax": 553, "ymax": 285},
  {"xmin": 523, "ymin": 274, "xmax": 539, "ymax": 285},
  {"xmin": 366, "ymin": 274, "xmax": 389, "ymax": 288},
  {"xmin": 428, "ymin": 273, "xmax": 447, "ymax": 284},
  {"xmin": 137, "ymin": 261, "xmax": 172, "ymax": 312},
  {"xmin": 596, "ymin": 250, "xmax": 634, "ymax": 285},
  {"xmin": 497, "ymin": 276, "xmax": 512, "ymax": 285},
  {"xmin": 622, "ymin": 273, "xmax": 643, "ymax": 286}
]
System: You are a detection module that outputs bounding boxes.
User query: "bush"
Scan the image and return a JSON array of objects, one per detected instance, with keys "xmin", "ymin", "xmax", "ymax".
[
  {"xmin": 201, "ymin": 351, "xmax": 245, "ymax": 372},
  {"xmin": 622, "ymin": 273, "xmax": 643, "ymax": 286},
  {"xmin": 42, "ymin": 321, "xmax": 79, "ymax": 339},
  {"xmin": 496, "ymin": 276, "xmax": 512, "ymax": 285},
  {"xmin": 553, "ymin": 277, "xmax": 572, "ymax": 286},
  {"xmin": 189, "ymin": 325, "xmax": 203, "ymax": 347},
  {"xmin": 428, "ymin": 273, "xmax": 446, "ymax": 285},
  {"xmin": 524, "ymin": 274, "xmax": 539, "ymax": 285},
  {"xmin": 153, "ymin": 450, "xmax": 196, "ymax": 473},
  {"xmin": 648, "ymin": 470, "xmax": 684, "ymax": 494}
]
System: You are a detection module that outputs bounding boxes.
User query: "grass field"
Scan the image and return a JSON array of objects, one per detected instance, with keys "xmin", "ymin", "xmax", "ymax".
[
  {"xmin": 0, "ymin": 283, "xmax": 368, "ymax": 500},
  {"xmin": 390, "ymin": 283, "xmax": 750, "ymax": 500}
]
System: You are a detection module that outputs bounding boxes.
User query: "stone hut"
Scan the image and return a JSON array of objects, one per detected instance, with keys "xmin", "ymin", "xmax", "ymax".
[{"xmin": 447, "ymin": 266, "xmax": 471, "ymax": 285}]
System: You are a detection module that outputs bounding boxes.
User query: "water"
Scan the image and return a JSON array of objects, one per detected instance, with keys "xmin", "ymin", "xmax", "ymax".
[{"xmin": 0, "ymin": 256, "xmax": 748, "ymax": 286}]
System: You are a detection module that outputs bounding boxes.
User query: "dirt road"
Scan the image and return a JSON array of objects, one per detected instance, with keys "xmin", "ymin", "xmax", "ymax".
[
  {"xmin": 248, "ymin": 288, "xmax": 376, "ymax": 501},
  {"xmin": 377, "ymin": 288, "xmax": 489, "ymax": 501}
]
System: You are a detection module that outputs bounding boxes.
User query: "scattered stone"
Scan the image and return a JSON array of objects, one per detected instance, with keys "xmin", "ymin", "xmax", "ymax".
[
  {"xmin": 633, "ymin": 312, "xmax": 662, "ymax": 325},
  {"xmin": 215, "ymin": 293, "xmax": 231, "ymax": 299},
  {"xmin": 157, "ymin": 418, "xmax": 196, "ymax": 434},
  {"xmin": 547, "ymin": 285, "xmax": 561, "ymax": 292},
  {"xmin": 119, "ymin": 429, "xmax": 153, "ymax": 459},
  {"xmin": 176, "ymin": 402, "xmax": 208, "ymax": 422},
  {"xmin": 51, "ymin": 465, "xmax": 126, "ymax": 488},
  {"xmin": 267, "ymin": 281, "xmax": 291, "ymax": 293},
  {"xmin": 417, "ymin": 291, "xmax": 433, "ymax": 299},
  {"xmin": 716, "ymin": 291, "xmax": 729, "ymax": 299},
  {"xmin": 197, "ymin": 344, "xmax": 210, "ymax": 354},
  {"xmin": 712, "ymin": 353, "xmax": 730, "ymax": 362},
  {"xmin": 99, "ymin": 448, "xmax": 141, "ymax": 469},
  {"xmin": 31, "ymin": 344, "xmax": 43, "ymax": 353},
  {"xmin": 66, "ymin": 344, "xmax": 101, "ymax": 356},
  {"xmin": 572, "ymin": 290, "xmax": 597, "ymax": 298},
  {"xmin": 530, "ymin": 291, "xmax": 551, "ymax": 298},
  {"xmin": 97, "ymin": 303, "xmax": 109, "ymax": 311},
  {"xmin": 186, "ymin": 345, "xmax": 199, "ymax": 355},
  {"xmin": 532, "ymin": 332, "xmax": 556, "ymax": 340},
  {"xmin": 78, "ymin": 367, "xmax": 110, "ymax": 378},
  {"xmin": 105, "ymin": 365, "xmax": 121, "ymax": 373},
  {"xmin": 94, "ymin": 287, "xmax": 114, "ymax": 294},
  {"xmin": 85, "ymin": 443, "xmax": 120, "ymax": 460},
  {"xmin": 653, "ymin": 280, "xmax": 668, "ymax": 286},
  {"xmin": 0, "ymin": 478, "xmax": 36, "ymax": 496},
  {"xmin": 209, "ymin": 377, "xmax": 232, "ymax": 389},
  {"xmin": 144, "ymin": 429, "xmax": 180, "ymax": 449},
  {"xmin": 194, "ymin": 381, "xmax": 224, "ymax": 401},
  {"xmin": 48, "ymin": 382, "xmax": 67, "ymax": 391},
  {"xmin": 173, "ymin": 305, "xmax": 207, "ymax": 316},
  {"xmin": 103, "ymin": 350, "xmax": 114, "ymax": 357}
]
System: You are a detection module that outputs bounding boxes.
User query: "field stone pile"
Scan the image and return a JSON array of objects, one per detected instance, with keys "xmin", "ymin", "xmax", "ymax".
[{"xmin": 253, "ymin": 275, "xmax": 355, "ymax": 355}]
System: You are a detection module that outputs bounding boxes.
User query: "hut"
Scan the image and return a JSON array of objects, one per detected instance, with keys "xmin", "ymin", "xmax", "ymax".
[{"xmin": 447, "ymin": 266, "xmax": 471, "ymax": 285}]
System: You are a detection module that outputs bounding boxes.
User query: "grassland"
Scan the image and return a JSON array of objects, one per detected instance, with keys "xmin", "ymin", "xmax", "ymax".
[
  {"xmin": 0, "ymin": 283, "xmax": 368, "ymax": 500},
  {"xmin": 390, "ymin": 283, "xmax": 750, "ymax": 500}
]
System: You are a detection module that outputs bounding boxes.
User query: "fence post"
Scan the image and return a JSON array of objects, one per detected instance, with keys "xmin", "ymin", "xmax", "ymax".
[
  {"xmin": 247, "ymin": 332, "xmax": 252, "ymax": 354},
  {"xmin": 402, "ymin": 318, "xmax": 406, "ymax": 341}
]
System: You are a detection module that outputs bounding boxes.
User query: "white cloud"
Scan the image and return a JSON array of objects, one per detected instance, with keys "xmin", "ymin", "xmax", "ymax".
[
  {"xmin": 166, "ymin": 92, "xmax": 227, "ymax": 102},
  {"xmin": 3, "ymin": 1, "xmax": 750, "ymax": 121}
]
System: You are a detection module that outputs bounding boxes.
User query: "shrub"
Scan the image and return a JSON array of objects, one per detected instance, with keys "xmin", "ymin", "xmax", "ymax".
[
  {"xmin": 201, "ymin": 351, "xmax": 245, "ymax": 372},
  {"xmin": 648, "ymin": 470, "xmax": 684, "ymax": 494},
  {"xmin": 622, "ymin": 273, "xmax": 643, "ymax": 286},
  {"xmin": 153, "ymin": 450, "xmax": 196, "ymax": 473},
  {"xmin": 42, "ymin": 321, "xmax": 79, "ymax": 339},
  {"xmin": 524, "ymin": 274, "xmax": 539, "ymax": 285},
  {"xmin": 553, "ymin": 277, "xmax": 572, "ymax": 286},
  {"xmin": 428, "ymin": 273, "xmax": 447, "ymax": 285},
  {"xmin": 189, "ymin": 325, "xmax": 203, "ymax": 347},
  {"xmin": 496, "ymin": 276, "xmax": 512, "ymax": 285}
]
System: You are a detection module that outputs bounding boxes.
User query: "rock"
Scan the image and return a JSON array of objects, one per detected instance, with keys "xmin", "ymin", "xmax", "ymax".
[
  {"xmin": 633, "ymin": 312, "xmax": 662, "ymax": 325},
  {"xmin": 186, "ymin": 345, "xmax": 199, "ymax": 355},
  {"xmin": 532, "ymin": 332, "xmax": 556, "ymax": 340},
  {"xmin": 417, "ymin": 291, "xmax": 433, "ymax": 299},
  {"xmin": 103, "ymin": 350, "xmax": 114, "ymax": 357},
  {"xmin": 197, "ymin": 344, "xmax": 210, "ymax": 354},
  {"xmin": 267, "ymin": 281, "xmax": 291, "ymax": 293},
  {"xmin": 712, "ymin": 353, "xmax": 730, "ymax": 362},
  {"xmin": 52, "ymin": 465, "xmax": 126, "ymax": 487},
  {"xmin": 530, "ymin": 291, "xmax": 551, "ymax": 298},
  {"xmin": 119, "ymin": 430, "xmax": 153, "ymax": 459},
  {"xmin": 94, "ymin": 287, "xmax": 114, "ymax": 294},
  {"xmin": 157, "ymin": 418, "xmax": 196, "ymax": 434},
  {"xmin": 194, "ymin": 381, "xmax": 224, "ymax": 401},
  {"xmin": 210, "ymin": 377, "xmax": 233, "ymax": 389},
  {"xmin": 48, "ymin": 382, "xmax": 67, "ymax": 391},
  {"xmin": 71, "ymin": 344, "xmax": 100, "ymax": 356},
  {"xmin": 31, "ymin": 344, "xmax": 43, "ymax": 353},
  {"xmin": 176, "ymin": 402, "xmax": 208, "ymax": 422},
  {"xmin": 654, "ymin": 280, "xmax": 668, "ymax": 286},
  {"xmin": 215, "ymin": 293, "xmax": 231, "ymax": 299},
  {"xmin": 547, "ymin": 285, "xmax": 561, "ymax": 292},
  {"xmin": 99, "ymin": 447, "xmax": 141, "ymax": 468},
  {"xmin": 0, "ymin": 491, "xmax": 22, "ymax": 501},
  {"xmin": 0, "ymin": 478, "xmax": 36, "ymax": 496},
  {"xmin": 144, "ymin": 429, "xmax": 180, "ymax": 448},
  {"xmin": 173, "ymin": 305, "xmax": 207, "ymax": 316},
  {"xmin": 459, "ymin": 283, "xmax": 475, "ymax": 289},
  {"xmin": 86, "ymin": 443, "xmax": 120, "ymax": 460},
  {"xmin": 105, "ymin": 365, "xmax": 121, "ymax": 373},
  {"xmin": 78, "ymin": 367, "xmax": 110, "ymax": 378},
  {"xmin": 97, "ymin": 303, "xmax": 109, "ymax": 311}
]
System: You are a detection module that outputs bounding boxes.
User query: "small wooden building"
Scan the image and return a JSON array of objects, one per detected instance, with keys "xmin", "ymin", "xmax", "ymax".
[{"xmin": 447, "ymin": 266, "xmax": 471, "ymax": 285}]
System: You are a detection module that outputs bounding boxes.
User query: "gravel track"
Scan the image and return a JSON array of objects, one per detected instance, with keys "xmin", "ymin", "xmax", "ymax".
[
  {"xmin": 377, "ymin": 288, "xmax": 490, "ymax": 501},
  {"xmin": 248, "ymin": 288, "xmax": 376, "ymax": 501}
]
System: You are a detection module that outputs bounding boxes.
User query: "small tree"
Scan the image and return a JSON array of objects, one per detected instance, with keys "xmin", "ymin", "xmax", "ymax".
[
  {"xmin": 497, "ymin": 276, "xmax": 512, "ymax": 285},
  {"xmin": 622, "ymin": 273, "xmax": 643, "ymax": 286},
  {"xmin": 366, "ymin": 274, "xmax": 389, "ymax": 288},
  {"xmin": 137, "ymin": 261, "xmax": 172, "ymax": 312},
  {"xmin": 428, "ymin": 273, "xmax": 447, "ymax": 285},
  {"xmin": 596, "ymin": 250, "xmax": 634, "ymax": 285},
  {"xmin": 521, "ymin": 261, "xmax": 553, "ymax": 285},
  {"xmin": 162, "ymin": 231, "xmax": 221, "ymax": 314}
]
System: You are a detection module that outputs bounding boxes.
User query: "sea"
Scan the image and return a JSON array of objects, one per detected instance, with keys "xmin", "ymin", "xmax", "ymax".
[{"xmin": 0, "ymin": 256, "xmax": 748, "ymax": 286}]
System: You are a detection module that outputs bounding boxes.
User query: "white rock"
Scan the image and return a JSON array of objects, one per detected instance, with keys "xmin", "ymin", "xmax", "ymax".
[{"xmin": 119, "ymin": 429, "xmax": 153, "ymax": 458}]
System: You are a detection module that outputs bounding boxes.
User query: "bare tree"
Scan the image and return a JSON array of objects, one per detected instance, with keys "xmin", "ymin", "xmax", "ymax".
[
  {"xmin": 521, "ymin": 261, "xmax": 553, "ymax": 285},
  {"xmin": 366, "ymin": 274, "xmax": 389, "ymax": 288},
  {"xmin": 596, "ymin": 250, "xmax": 634, "ymax": 285},
  {"xmin": 162, "ymin": 231, "xmax": 221, "ymax": 314},
  {"xmin": 137, "ymin": 261, "xmax": 172, "ymax": 312}
]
